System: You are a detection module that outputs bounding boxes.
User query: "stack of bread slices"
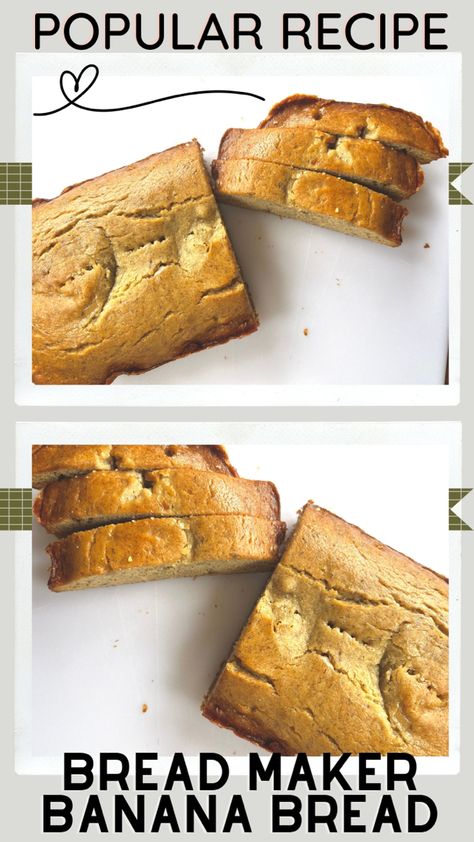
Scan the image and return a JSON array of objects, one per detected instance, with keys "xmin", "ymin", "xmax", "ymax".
[
  {"xmin": 32, "ymin": 445, "xmax": 285, "ymax": 591},
  {"xmin": 212, "ymin": 93, "xmax": 448, "ymax": 247}
]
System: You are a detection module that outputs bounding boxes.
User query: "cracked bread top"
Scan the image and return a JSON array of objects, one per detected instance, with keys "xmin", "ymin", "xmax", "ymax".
[
  {"xmin": 32, "ymin": 444, "xmax": 237, "ymax": 488},
  {"xmin": 218, "ymin": 127, "xmax": 424, "ymax": 200},
  {"xmin": 33, "ymin": 467, "xmax": 281, "ymax": 537},
  {"xmin": 47, "ymin": 514, "xmax": 286, "ymax": 591},
  {"xmin": 259, "ymin": 94, "xmax": 448, "ymax": 163},
  {"xmin": 202, "ymin": 503, "xmax": 448, "ymax": 756},
  {"xmin": 32, "ymin": 140, "xmax": 258, "ymax": 384}
]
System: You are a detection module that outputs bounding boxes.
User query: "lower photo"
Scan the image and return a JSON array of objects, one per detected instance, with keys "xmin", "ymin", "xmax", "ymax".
[{"xmin": 20, "ymin": 428, "xmax": 455, "ymax": 774}]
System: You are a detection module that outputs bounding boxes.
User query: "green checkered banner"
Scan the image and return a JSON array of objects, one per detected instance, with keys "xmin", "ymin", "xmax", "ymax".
[
  {"xmin": 0, "ymin": 488, "xmax": 471, "ymax": 531},
  {"xmin": 0, "ymin": 161, "xmax": 471, "ymax": 206},
  {"xmin": 0, "ymin": 163, "xmax": 32, "ymax": 205},
  {"xmin": 449, "ymin": 162, "xmax": 472, "ymax": 205},
  {"xmin": 0, "ymin": 489, "xmax": 32, "ymax": 531},
  {"xmin": 449, "ymin": 487, "xmax": 473, "ymax": 531}
]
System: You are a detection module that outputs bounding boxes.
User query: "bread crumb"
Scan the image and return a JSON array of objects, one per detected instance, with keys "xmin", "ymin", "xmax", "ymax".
[
  {"xmin": 142, "ymin": 704, "xmax": 148, "ymax": 713},
  {"xmin": 303, "ymin": 328, "xmax": 309, "ymax": 336},
  {"xmin": 424, "ymin": 242, "xmax": 430, "ymax": 248},
  {"xmin": 127, "ymin": 555, "xmax": 133, "ymax": 562}
]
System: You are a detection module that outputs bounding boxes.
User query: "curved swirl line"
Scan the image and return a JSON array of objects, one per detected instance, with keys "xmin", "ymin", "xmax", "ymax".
[{"xmin": 33, "ymin": 63, "xmax": 265, "ymax": 117}]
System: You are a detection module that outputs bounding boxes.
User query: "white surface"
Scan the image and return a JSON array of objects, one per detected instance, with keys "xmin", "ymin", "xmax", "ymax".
[
  {"xmin": 32, "ymin": 67, "xmax": 450, "ymax": 388},
  {"xmin": 30, "ymin": 441, "xmax": 450, "ymax": 765}
]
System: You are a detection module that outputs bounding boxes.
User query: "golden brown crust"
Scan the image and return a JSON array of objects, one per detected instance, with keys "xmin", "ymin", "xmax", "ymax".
[
  {"xmin": 259, "ymin": 94, "xmax": 448, "ymax": 163},
  {"xmin": 212, "ymin": 158, "xmax": 407, "ymax": 247},
  {"xmin": 47, "ymin": 515, "xmax": 286, "ymax": 591},
  {"xmin": 32, "ymin": 140, "xmax": 258, "ymax": 385},
  {"xmin": 32, "ymin": 444, "xmax": 238, "ymax": 488},
  {"xmin": 33, "ymin": 467, "xmax": 281, "ymax": 536},
  {"xmin": 202, "ymin": 503, "xmax": 448, "ymax": 756},
  {"xmin": 218, "ymin": 127, "xmax": 423, "ymax": 200}
]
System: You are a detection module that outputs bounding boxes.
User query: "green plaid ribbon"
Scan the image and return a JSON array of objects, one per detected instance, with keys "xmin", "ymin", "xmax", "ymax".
[
  {"xmin": 449, "ymin": 162, "xmax": 472, "ymax": 205},
  {"xmin": 449, "ymin": 488, "xmax": 472, "ymax": 531},
  {"xmin": 0, "ymin": 163, "xmax": 32, "ymax": 205},
  {"xmin": 0, "ymin": 489, "xmax": 32, "ymax": 531}
]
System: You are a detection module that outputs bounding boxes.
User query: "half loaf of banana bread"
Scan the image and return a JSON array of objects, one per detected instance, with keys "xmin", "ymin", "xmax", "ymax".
[
  {"xmin": 33, "ymin": 140, "xmax": 258, "ymax": 384},
  {"xmin": 202, "ymin": 503, "xmax": 448, "ymax": 755}
]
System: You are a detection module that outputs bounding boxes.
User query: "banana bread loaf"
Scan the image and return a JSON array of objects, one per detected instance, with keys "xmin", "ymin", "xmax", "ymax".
[
  {"xmin": 202, "ymin": 503, "xmax": 448, "ymax": 755},
  {"xmin": 33, "ymin": 467, "xmax": 281, "ymax": 536},
  {"xmin": 47, "ymin": 514, "xmax": 286, "ymax": 591},
  {"xmin": 218, "ymin": 126, "xmax": 423, "ymax": 200},
  {"xmin": 32, "ymin": 444, "xmax": 237, "ymax": 488},
  {"xmin": 259, "ymin": 94, "xmax": 448, "ymax": 163},
  {"xmin": 32, "ymin": 140, "xmax": 258, "ymax": 384},
  {"xmin": 212, "ymin": 158, "xmax": 407, "ymax": 246}
]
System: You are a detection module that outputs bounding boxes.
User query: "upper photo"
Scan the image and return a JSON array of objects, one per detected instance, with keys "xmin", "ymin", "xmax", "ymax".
[{"xmin": 19, "ymin": 53, "xmax": 459, "ymax": 406}]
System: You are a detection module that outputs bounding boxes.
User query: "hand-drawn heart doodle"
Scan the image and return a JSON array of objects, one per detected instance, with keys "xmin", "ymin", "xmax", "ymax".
[
  {"xmin": 34, "ymin": 63, "xmax": 265, "ymax": 117},
  {"xmin": 59, "ymin": 64, "xmax": 99, "ymax": 106}
]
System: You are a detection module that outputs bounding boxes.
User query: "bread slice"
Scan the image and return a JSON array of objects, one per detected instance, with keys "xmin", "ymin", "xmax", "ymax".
[
  {"xmin": 33, "ymin": 468, "xmax": 281, "ymax": 537},
  {"xmin": 202, "ymin": 503, "xmax": 448, "ymax": 756},
  {"xmin": 47, "ymin": 515, "xmax": 286, "ymax": 591},
  {"xmin": 33, "ymin": 140, "xmax": 258, "ymax": 385},
  {"xmin": 212, "ymin": 158, "xmax": 407, "ymax": 246},
  {"xmin": 32, "ymin": 444, "xmax": 237, "ymax": 489},
  {"xmin": 218, "ymin": 127, "xmax": 423, "ymax": 200},
  {"xmin": 259, "ymin": 94, "xmax": 448, "ymax": 164}
]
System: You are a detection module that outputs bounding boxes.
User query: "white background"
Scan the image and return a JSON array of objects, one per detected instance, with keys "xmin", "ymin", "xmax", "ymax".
[
  {"xmin": 15, "ymin": 53, "xmax": 461, "ymax": 405},
  {"xmin": 15, "ymin": 422, "xmax": 459, "ymax": 776},
  {"xmin": 32, "ymin": 69, "xmax": 449, "ymax": 387}
]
